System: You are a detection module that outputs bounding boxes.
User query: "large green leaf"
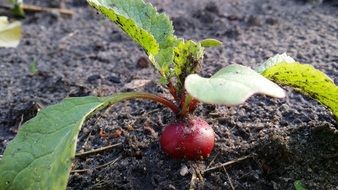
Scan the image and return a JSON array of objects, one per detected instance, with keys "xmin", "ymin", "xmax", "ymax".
[
  {"xmin": 261, "ymin": 61, "xmax": 338, "ymax": 120},
  {"xmin": 185, "ymin": 64, "xmax": 285, "ymax": 105},
  {"xmin": 87, "ymin": 0, "xmax": 177, "ymax": 75},
  {"xmin": 0, "ymin": 92, "xmax": 168, "ymax": 190},
  {"xmin": 0, "ymin": 16, "xmax": 21, "ymax": 48}
]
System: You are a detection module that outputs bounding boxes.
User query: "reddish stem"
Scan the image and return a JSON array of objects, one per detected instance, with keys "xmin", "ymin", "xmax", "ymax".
[
  {"xmin": 178, "ymin": 92, "xmax": 195, "ymax": 118},
  {"xmin": 178, "ymin": 91, "xmax": 186, "ymax": 110},
  {"xmin": 188, "ymin": 99, "xmax": 199, "ymax": 113},
  {"xmin": 167, "ymin": 81, "xmax": 179, "ymax": 102},
  {"xmin": 102, "ymin": 92, "xmax": 179, "ymax": 114}
]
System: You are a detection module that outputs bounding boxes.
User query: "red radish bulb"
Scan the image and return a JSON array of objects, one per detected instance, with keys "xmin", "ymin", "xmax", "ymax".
[{"xmin": 160, "ymin": 117, "xmax": 215, "ymax": 160}]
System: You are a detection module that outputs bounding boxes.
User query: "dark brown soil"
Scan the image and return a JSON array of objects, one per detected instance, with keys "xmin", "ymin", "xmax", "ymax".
[{"xmin": 1, "ymin": 0, "xmax": 337, "ymax": 189}]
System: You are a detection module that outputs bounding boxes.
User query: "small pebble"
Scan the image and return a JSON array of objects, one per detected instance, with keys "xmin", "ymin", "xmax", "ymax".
[
  {"xmin": 193, "ymin": 10, "xmax": 215, "ymax": 24},
  {"xmin": 82, "ymin": 127, "xmax": 89, "ymax": 133},
  {"xmin": 87, "ymin": 74, "xmax": 101, "ymax": 84},
  {"xmin": 247, "ymin": 15, "xmax": 262, "ymax": 27},
  {"xmin": 265, "ymin": 17, "xmax": 278, "ymax": 25},
  {"xmin": 124, "ymin": 79, "xmax": 151, "ymax": 89},
  {"xmin": 204, "ymin": 2, "xmax": 219, "ymax": 15},
  {"xmin": 168, "ymin": 184, "xmax": 176, "ymax": 190},
  {"xmin": 107, "ymin": 75, "xmax": 121, "ymax": 83},
  {"xmin": 224, "ymin": 28, "xmax": 240, "ymax": 39},
  {"xmin": 180, "ymin": 164, "xmax": 189, "ymax": 176},
  {"xmin": 137, "ymin": 57, "xmax": 150, "ymax": 68}
]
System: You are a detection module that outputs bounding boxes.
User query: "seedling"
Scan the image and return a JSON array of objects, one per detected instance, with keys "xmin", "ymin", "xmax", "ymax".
[
  {"xmin": 10, "ymin": 0, "xmax": 25, "ymax": 17},
  {"xmin": 85, "ymin": 0, "xmax": 286, "ymax": 159},
  {"xmin": 0, "ymin": 0, "xmax": 337, "ymax": 189}
]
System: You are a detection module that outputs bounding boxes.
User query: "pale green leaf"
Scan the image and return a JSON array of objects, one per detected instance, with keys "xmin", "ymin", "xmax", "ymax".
[
  {"xmin": 200, "ymin": 38, "xmax": 222, "ymax": 47},
  {"xmin": 185, "ymin": 64, "xmax": 285, "ymax": 105},
  {"xmin": 0, "ymin": 16, "xmax": 21, "ymax": 47},
  {"xmin": 0, "ymin": 93, "xmax": 160, "ymax": 190},
  {"xmin": 87, "ymin": 0, "xmax": 177, "ymax": 74},
  {"xmin": 261, "ymin": 62, "xmax": 338, "ymax": 120}
]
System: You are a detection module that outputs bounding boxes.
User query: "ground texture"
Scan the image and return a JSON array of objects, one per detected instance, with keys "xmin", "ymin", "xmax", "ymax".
[{"xmin": 0, "ymin": 0, "xmax": 337, "ymax": 189}]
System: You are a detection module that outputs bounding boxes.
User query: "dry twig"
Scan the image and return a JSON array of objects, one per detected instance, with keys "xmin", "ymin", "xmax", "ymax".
[
  {"xmin": 223, "ymin": 167, "xmax": 235, "ymax": 190},
  {"xmin": 71, "ymin": 155, "xmax": 122, "ymax": 173},
  {"xmin": 75, "ymin": 143, "xmax": 122, "ymax": 157},
  {"xmin": 189, "ymin": 168, "xmax": 198, "ymax": 190},
  {"xmin": 206, "ymin": 152, "xmax": 220, "ymax": 170},
  {"xmin": 203, "ymin": 154, "xmax": 253, "ymax": 173},
  {"xmin": 323, "ymin": 153, "xmax": 338, "ymax": 159},
  {"xmin": 0, "ymin": 4, "xmax": 74, "ymax": 16}
]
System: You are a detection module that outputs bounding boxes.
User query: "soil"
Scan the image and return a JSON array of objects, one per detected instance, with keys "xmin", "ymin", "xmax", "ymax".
[{"xmin": 0, "ymin": 0, "xmax": 337, "ymax": 189}]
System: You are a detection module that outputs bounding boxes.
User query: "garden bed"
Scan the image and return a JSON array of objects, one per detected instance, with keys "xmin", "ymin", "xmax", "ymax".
[{"xmin": 0, "ymin": 0, "xmax": 337, "ymax": 189}]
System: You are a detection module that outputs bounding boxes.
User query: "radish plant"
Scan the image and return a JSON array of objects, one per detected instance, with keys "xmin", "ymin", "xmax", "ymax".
[
  {"xmin": 84, "ymin": 0, "xmax": 286, "ymax": 159},
  {"xmin": 0, "ymin": 0, "xmax": 337, "ymax": 189}
]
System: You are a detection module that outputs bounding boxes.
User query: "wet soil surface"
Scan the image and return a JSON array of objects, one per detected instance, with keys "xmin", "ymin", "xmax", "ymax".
[{"xmin": 0, "ymin": 0, "xmax": 337, "ymax": 189}]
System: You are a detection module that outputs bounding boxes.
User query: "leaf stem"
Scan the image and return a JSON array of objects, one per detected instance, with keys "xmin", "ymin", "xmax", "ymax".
[
  {"xmin": 179, "ymin": 93, "xmax": 193, "ymax": 117},
  {"xmin": 188, "ymin": 99, "xmax": 199, "ymax": 113},
  {"xmin": 167, "ymin": 80, "xmax": 179, "ymax": 102},
  {"xmin": 102, "ymin": 92, "xmax": 179, "ymax": 113}
]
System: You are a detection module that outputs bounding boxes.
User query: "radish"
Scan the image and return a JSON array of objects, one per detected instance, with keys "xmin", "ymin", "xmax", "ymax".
[{"xmin": 160, "ymin": 117, "xmax": 215, "ymax": 160}]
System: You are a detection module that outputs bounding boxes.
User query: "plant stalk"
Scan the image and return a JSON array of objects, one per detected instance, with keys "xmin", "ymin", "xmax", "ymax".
[
  {"xmin": 167, "ymin": 80, "xmax": 179, "ymax": 103},
  {"xmin": 179, "ymin": 93, "xmax": 193, "ymax": 117},
  {"xmin": 102, "ymin": 92, "xmax": 179, "ymax": 114},
  {"xmin": 188, "ymin": 99, "xmax": 199, "ymax": 113}
]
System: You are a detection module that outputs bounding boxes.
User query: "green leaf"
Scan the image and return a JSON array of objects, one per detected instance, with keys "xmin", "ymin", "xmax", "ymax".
[
  {"xmin": 10, "ymin": 0, "xmax": 25, "ymax": 17},
  {"xmin": 294, "ymin": 180, "xmax": 308, "ymax": 190},
  {"xmin": 87, "ymin": 0, "xmax": 177, "ymax": 75},
  {"xmin": 29, "ymin": 60, "xmax": 39, "ymax": 75},
  {"xmin": 0, "ymin": 16, "xmax": 22, "ymax": 48},
  {"xmin": 261, "ymin": 61, "xmax": 338, "ymax": 120},
  {"xmin": 200, "ymin": 38, "xmax": 222, "ymax": 47},
  {"xmin": 173, "ymin": 40, "xmax": 204, "ymax": 78},
  {"xmin": 0, "ymin": 92, "xmax": 165, "ymax": 190},
  {"xmin": 185, "ymin": 64, "xmax": 285, "ymax": 105}
]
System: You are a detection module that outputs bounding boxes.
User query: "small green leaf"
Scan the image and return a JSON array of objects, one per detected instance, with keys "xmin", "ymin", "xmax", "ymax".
[
  {"xmin": 29, "ymin": 60, "xmax": 39, "ymax": 75},
  {"xmin": 0, "ymin": 16, "xmax": 22, "ymax": 47},
  {"xmin": 173, "ymin": 40, "xmax": 204, "ymax": 77},
  {"xmin": 87, "ymin": 0, "xmax": 177, "ymax": 75},
  {"xmin": 200, "ymin": 38, "xmax": 222, "ymax": 47},
  {"xmin": 261, "ymin": 61, "xmax": 338, "ymax": 120},
  {"xmin": 185, "ymin": 64, "xmax": 285, "ymax": 105},
  {"xmin": 10, "ymin": 0, "xmax": 25, "ymax": 17},
  {"xmin": 294, "ymin": 180, "xmax": 308, "ymax": 190},
  {"xmin": 159, "ymin": 75, "xmax": 169, "ymax": 85},
  {"xmin": 0, "ymin": 92, "xmax": 164, "ymax": 190}
]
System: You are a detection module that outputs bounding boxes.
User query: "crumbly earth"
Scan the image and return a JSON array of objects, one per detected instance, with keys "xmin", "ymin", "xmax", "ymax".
[{"xmin": 0, "ymin": 0, "xmax": 337, "ymax": 189}]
